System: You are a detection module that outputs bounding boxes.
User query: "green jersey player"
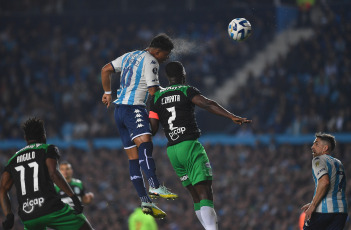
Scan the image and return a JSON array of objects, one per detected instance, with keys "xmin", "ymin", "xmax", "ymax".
[
  {"xmin": 0, "ymin": 118, "xmax": 93, "ymax": 230},
  {"xmin": 55, "ymin": 162, "xmax": 94, "ymax": 207},
  {"xmin": 149, "ymin": 61, "xmax": 251, "ymax": 230}
]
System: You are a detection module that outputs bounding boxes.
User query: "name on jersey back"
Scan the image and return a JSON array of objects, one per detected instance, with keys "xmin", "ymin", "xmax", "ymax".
[
  {"xmin": 161, "ymin": 95, "xmax": 180, "ymax": 105},
  {"xmin": 17, "ymin": 151, "xmax": 36, "ymax": 163}
]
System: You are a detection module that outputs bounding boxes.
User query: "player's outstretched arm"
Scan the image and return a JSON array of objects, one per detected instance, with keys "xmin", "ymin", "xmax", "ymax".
[
  {"xmin": 191, "ymin": 94, "xmax": 252, "ymax": 125},
  {"xmin": 0, "ymin": 172, "xmax": 14, "ymax": 230},
  {"xmin": 101, "ymin": 63, "xmax": 114, "ymax": 108}
]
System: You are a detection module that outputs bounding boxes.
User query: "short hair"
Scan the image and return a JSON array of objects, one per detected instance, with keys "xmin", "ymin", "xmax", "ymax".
[
  {"xmin": 59, "ymin": 161, "xmax": 72, "ymax": 167},
  {"xmin": 149, "ymin": 33, "xmax": 174, "ymax": 51},
  {"xmin": 315, "ymin": 132, "xmax": 336, "ymax": 152},
  {"xmin": 22, "ymin": 117, "xmax": 46, "ymax": 142},
  {"xmin": 165, "ymin": 61, "xmax": 186, "ymax": 79}
]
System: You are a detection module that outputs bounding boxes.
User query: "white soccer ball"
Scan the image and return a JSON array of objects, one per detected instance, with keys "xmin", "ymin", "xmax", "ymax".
[{"xmin": 228, "ymin": 18, "xmax": 252, "ymax": 41}]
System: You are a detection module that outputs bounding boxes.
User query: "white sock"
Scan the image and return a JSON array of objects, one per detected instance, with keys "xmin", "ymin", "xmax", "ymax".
[
  {"xmin": 195, "ymin": 210, "xmax": 206, "ymax": 229},
  {"xmin": 200, "ymin": 206, "xmax": 218, "ymax": 230}
]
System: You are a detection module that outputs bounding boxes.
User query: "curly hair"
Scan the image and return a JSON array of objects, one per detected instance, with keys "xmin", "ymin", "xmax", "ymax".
[{"xmin": 22, "ymin": 117, "xmax": 46, "ymax": 142}]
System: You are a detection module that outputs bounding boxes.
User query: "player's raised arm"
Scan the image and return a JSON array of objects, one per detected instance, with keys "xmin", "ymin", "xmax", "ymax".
[
  {"xmin": 0, "ymin": 171, "xmax": 15, "ymax": 230},
  {"xmin": 191, "ymin": 94, "xmax": 252, "ymax": 125},
  {"xmin": 101, "ymin": 63, "xmax": 114, "ymax": 108}
]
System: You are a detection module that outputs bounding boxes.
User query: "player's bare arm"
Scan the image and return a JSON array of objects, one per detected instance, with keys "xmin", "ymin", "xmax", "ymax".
[
  {"xmin": 191, "ymin": 94, "xmax": 252, "ymax": 125},
  {"xmin": 149, "ymin": 117, "xmax": 159, "ymax": 136},
  {"xmin": 101, "ymin": 63, "xmax": 114, "ymax": 108},
  {"xmin": 47, "ymin": 158, "xmax": 84, "ymax": 213},
  {"xmin": 46, "ymin": 158, "xmax": 76, "ymax": 197},
  {"xmin": 148, "ymin": 86, "xmax": 160, "ymax": 96},
  {"xmin": 0, "ymin": 171, "xmax": 15, "ymax": 230},
  {"xmin": 302, "ymin": 174, "xmax": 330, "ymax": 221},
  {"xmin": 0, "ymin": 171, "xmax": 14, "ymax": 216}
]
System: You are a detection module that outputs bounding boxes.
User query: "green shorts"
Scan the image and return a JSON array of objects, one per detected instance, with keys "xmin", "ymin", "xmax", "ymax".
[
  {"xmin": 167, "ymin": 139, "xmax": 213, "ymax": 187},
  {"xmin": 22, "ymin": 204, "xmax": 87, "ymax": 230}
]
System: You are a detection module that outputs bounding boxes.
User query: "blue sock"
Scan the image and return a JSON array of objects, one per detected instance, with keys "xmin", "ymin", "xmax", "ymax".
[
  {"xmin": 129, "ymin": 159, "xmax": 151, "ymax": 203},
  {"xmin": 138, "ymin": 142, "xmax": 160, "ymax": 188}
]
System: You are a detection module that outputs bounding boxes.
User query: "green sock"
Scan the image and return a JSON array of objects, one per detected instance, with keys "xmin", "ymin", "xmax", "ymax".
[
  {"xmin": 200, "ymin": 199, "xmax": 214, "ymax": 208},
  {"xmin": 194, "ymin": 202, "xmax": 201, "ymax": 211}
]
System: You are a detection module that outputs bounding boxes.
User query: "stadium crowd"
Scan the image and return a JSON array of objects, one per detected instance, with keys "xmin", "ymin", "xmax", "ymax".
[
  {"xmin": 1, "ymin": 3, "xmax": 350, "ymax": 140},
  {"xmin": 1, "ymin": 143, "xmax": 351, "ymax": 229}
]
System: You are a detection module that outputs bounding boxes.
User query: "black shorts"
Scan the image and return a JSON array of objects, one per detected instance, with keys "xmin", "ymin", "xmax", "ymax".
[{"xmin": 303, "ymin": 212, "xmax": 348, "ymax": 230}]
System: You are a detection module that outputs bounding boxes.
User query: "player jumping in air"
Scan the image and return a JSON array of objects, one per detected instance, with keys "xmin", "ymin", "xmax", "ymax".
[
  {"xmin": 100, "ymin": 33, "xmax": 178, "ymax": 219},
  {"xmin": 149, "ymin": 61, "xmax": 251, "ymax": 229},
  {"xmin": 0, "ymin": 118, "xmax": 93, "ymax": 230}
]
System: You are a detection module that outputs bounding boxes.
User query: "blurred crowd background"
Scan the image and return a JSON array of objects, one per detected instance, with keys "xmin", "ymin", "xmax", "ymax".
[{"xmin": 1, "ymin": 0, "xmax": 351, "ymax": 229}]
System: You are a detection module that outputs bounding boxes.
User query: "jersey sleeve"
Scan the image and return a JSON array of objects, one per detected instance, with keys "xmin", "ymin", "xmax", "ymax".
[
  {"xmin": 110, "ymin": 54, "xmax": 125, "ymax": 73},
  {"xmin": 312, "ymin": 157, "xmax": 328, "ymax": 180},
  {"xmin": 144, "ymin": 56, "xmax": 160, "ymax": 88},
  {"xmin": 187, "ymin": 86, "xmax": 201, "ymax": 101},
  {"xmin": 149, "ymin": 97, "xmax": 159, "ymax": 119},
  {"xmin": 46, "ymin": 145, "xmax": 61, "ymax": 160}
]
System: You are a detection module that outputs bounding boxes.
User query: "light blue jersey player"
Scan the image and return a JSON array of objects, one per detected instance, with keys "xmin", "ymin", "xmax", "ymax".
[
  {"xmin": 100, "ymin": 34, "xmax": 178, "ymax": 219},
  {"xmin": 301, "ymin": 133, "xmax": 348, "ymax": 230}
]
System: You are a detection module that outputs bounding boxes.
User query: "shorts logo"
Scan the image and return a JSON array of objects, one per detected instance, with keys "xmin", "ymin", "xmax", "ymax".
[
  {"xmin": 22, "ymin": 197, "xmax": 45, "ymax": 214},
  {"xmin": 180, "ymin": 175, "xmax": 189, "ymax": 182},
  {"xmin": 130, "ymin": 175, "xmax": 142, "ymax": 180},
  {"xmin": 169, "ymin": 127, "xmax": 186, "ymax": 141}
]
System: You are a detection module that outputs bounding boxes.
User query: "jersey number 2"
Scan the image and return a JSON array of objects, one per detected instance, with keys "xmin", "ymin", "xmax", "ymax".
[
  {"xmin": 167, "ymin": 106, "xmax": 177, "ymax": 130},
  {"xmin": 15, "ymin": 162, "xmax": 39, "ymax": 195}
]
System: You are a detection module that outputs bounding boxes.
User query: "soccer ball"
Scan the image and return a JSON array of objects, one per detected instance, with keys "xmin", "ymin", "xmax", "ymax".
[{"xmin": 228, "ymin": 18, "xmax": 252, "ymax": 41}]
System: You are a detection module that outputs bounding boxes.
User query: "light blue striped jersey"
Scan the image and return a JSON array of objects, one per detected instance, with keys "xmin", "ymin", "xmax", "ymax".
[
  {"xmin": 111, "ymin": 50, "xmax": 160, "ymax": 106},
  {"xmin": 312, "ymin": 154, "xmax": 348, "ymax": 213}
]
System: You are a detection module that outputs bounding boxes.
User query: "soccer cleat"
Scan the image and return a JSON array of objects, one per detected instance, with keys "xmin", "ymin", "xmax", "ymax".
[
  {"xmin": 141, "ymin": 202, "xmax": 167, "ymax": 219},
  {"xmin": 149, "ymin": 185, "xmax": 179, "ymax": 200}
]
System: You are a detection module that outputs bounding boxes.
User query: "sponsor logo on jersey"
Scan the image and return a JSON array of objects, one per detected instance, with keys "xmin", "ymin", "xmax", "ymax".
[
  {"xmin": 152, "ymin": 67, "xmax": 158, "ymax": 74},
  {"xmin": 317, "ymin": 168, "xmax": 326, "ymax": 176},
  {"xmin": 22, "ymin": 197, "xmax": 45, "ymax": 214},
  {"xmin": 180, "ymin": 175, "xmax": 189, "ymax": 182},
  {"xmin": 151, "ymin": 60, "xmax": 156, "ymax": 64},
  {"xmin": 74, "ymin": 187, "xmax": 81, "ymax": 194},
  {"xmin": 135, "ymin": 114, "xmax": 142, "ymax": 118},
  {"xmin": 169, "ymin": 127, "xmax": 186, "ymax": 141},
  {"xmin": 137, "ymin": 123, "xmax": 144, "ymax": 128},
  {"xmin": 134, "ymin": 109, "xmax": 141, "ymax": 113},
  {"xmin": 136, "ymin": 118, "xmax": 144, "ymax": 123},
  {"xmin": 161, "ymin": 95, "xmax": 180, "ymax": 105}
]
